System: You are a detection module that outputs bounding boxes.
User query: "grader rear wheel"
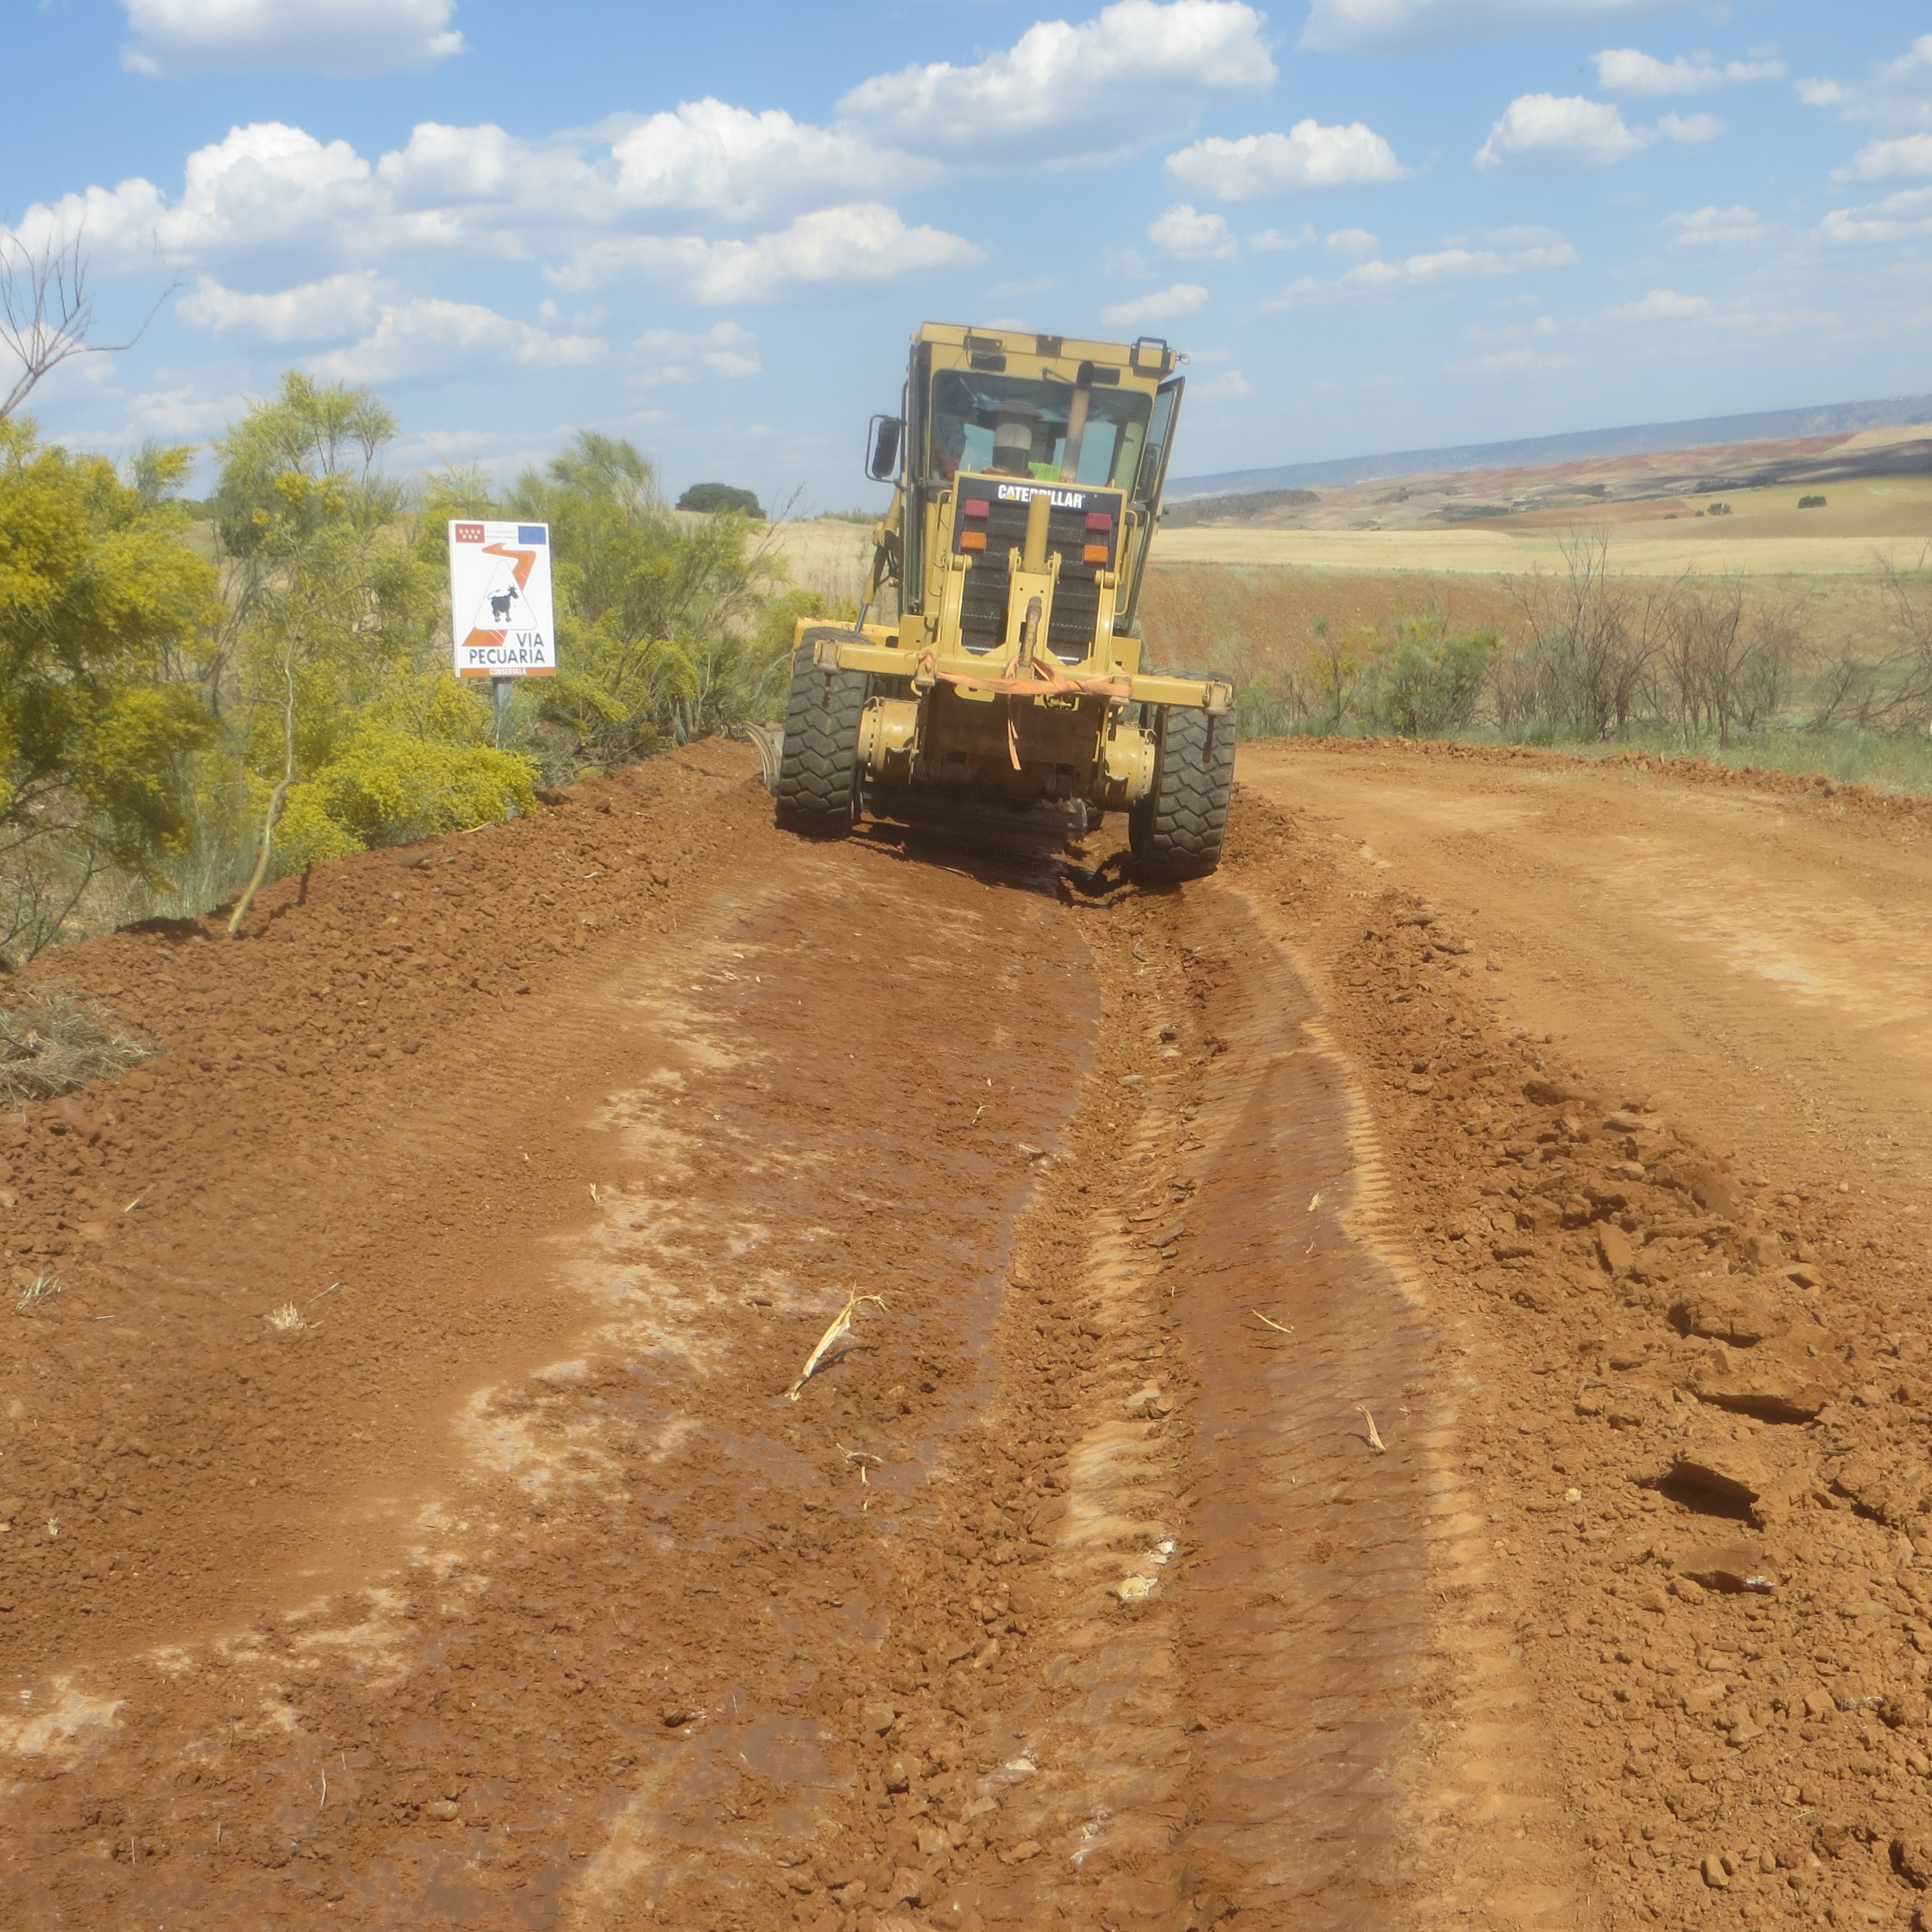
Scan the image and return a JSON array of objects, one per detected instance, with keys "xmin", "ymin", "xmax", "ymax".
[{"xmin": 1130, "ymin": 670, "xmax": 1236, "ymax": 879}]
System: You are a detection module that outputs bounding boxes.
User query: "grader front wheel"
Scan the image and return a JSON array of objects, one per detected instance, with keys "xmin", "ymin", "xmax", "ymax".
[
  {"xmin": 1130, "ymin": 677, "xmax": 1236, "ymax": 879},
  {"xmin": 775, "ymin": 636, "xmax": 869, "ymax": 834}
]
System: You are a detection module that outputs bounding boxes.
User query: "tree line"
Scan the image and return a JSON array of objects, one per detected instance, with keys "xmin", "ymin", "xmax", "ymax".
[{"xmin": 0, "ymin": 372, "xmax": 839, "ymax": 962}]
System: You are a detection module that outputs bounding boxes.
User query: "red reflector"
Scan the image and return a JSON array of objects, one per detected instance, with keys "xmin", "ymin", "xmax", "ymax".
[
  {"xmin": 960, "ymin": 530, "xmax": 987, "ymax": 551},
  {"xmin": 1082, "ymin": 544, "xmax": 1109, "ymax": 564},
  {"xmin": 1085, "ymin": 511, "xmax": 1112, "ymax": 531},
  {"xmin": 963, "ymin": 499, "xmax": 990, "ymax": 519}
]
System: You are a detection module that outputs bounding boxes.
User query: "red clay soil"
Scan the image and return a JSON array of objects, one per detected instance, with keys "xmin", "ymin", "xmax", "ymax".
[
  {"xmin": 1297, "ymin": 730, "xmax": 1932, "ymax": 823},
  {"xmin": 3, "ymin": 737, "xmax": 1932, "ymax": 1931}
]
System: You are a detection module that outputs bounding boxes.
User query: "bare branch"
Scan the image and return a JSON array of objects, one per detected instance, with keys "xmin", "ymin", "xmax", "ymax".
[{"xmin": 0, "ymin": 229, "xmax": 172, "ymax": 422}]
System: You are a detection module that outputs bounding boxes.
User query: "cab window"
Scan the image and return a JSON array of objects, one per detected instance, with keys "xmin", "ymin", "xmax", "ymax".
[{"xmin": 929, "ymin": 371, "xmax": 1151, "ymax": 489}]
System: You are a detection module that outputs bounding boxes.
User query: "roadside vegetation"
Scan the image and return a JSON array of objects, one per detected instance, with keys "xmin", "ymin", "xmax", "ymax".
[
  {"xmin": 0, "ymin": 374, "xmax": 844, "ymax": 963},
  {"xmin": 1145, "ymin": 531, "xmax": 1932, "ymax": 790}
]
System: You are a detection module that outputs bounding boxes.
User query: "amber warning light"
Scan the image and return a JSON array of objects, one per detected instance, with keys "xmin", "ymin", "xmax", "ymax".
[{"xmin": 447, "ymin": 520, "xmax": 556, "ymax": 680}]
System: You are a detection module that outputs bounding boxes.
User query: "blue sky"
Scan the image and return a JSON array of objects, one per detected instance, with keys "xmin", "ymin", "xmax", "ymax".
[{"xmin": 5, "ymin": 0, "xmax": 1929, "ymax": 507}]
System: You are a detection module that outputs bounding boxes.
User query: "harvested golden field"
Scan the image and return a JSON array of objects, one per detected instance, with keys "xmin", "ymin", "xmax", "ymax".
[
  {"xmin": 1148, "ymin": 525, "xmax": 1931, "ymax": 577},
  {"xmin": 765, "ymin": 516, "xmax": 875, "ymax": 603}
]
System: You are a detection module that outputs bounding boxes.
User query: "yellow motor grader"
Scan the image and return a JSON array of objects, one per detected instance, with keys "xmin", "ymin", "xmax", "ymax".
[{"xmin": 775, "ymin": 322, "xmax": 1235, "ymax": 877}]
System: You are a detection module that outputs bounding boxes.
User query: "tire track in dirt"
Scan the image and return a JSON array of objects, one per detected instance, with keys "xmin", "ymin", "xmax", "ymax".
[
  {"xmin": 0, "ymin": 739, "xmax": 1578, "ymax": 1932},
  {"xmin": 1236, "ymin": 740, "xmax": 1932, "ymax": 1932}
]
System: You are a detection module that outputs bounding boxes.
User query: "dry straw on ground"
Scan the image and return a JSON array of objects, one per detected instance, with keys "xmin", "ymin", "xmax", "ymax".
[
  {"xmin": 15, "ymin": 1269, "xmax": 61, "ymax": 1313},
  {"xmin": 0, "ymin": 991, "xmax": 152, "ymax": 1104},
  {"xmin": 785, "ymin": 1293, "xmax": 886, "ymax": 1401}
]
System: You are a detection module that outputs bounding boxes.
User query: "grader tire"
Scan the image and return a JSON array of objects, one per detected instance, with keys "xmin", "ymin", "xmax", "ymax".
[
  {"xmin": 776, "ymin": 637, "xmax": 868, "ymax": 833},
  {"xmin": 1131, "ymin": 671, "xmax": 1235, "ymax": 879}
]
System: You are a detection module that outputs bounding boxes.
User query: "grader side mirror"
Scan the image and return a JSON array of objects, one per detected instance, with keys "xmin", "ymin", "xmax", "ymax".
[{"xmin": 866, "ymin": 415, "xmax": 903, "ymax": 481}]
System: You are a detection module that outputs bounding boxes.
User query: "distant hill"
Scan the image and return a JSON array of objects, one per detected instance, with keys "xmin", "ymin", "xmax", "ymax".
[{"xmin": 1166, "ymin": 394, "xmax": 1932, "ymax": 502}]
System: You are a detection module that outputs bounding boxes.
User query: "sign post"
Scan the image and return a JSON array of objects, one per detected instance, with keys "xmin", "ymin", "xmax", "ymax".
[{"xmin": 447, "ymin": 520, "xmax": 557, "ymax": 745}]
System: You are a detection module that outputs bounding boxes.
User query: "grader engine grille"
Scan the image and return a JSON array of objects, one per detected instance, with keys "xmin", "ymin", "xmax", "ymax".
[{"xmin": 953, "ymin": 482, "xmax": 1123, "ymax": 663}]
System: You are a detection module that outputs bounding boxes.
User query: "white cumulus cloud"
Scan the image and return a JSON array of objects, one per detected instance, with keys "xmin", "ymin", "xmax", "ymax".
[
  {"xmin": 609, "ymin": 101, "xmax": 922, "ymax": 223},
  {"xmin": 1657, "ymin": 112, "xmax": 1721, "ymax": 143},
  {"xmin": 1148, "ymin": 203, "xmax": 1238, "ymax": 259},
  {"xmin": 633, "ymin": 321, "xmax": 762, "ymax": 383},
  {"xmin": 1301, "ymin": 0, "xmax": 1707, "ymax": 55},
  {"xmin": 841, "ymin": 0, "xmax": 1273, "ymax": 163},
  {"xmin": 309, "ymin": 299, "xmax": 602, "ymax": 383},
  {"xmin": 1818, "ymin": 184, "xmax": 1932, "ymax": 246},
  {"xmin": 1475, "ymin": 95, "xmax": 1648, "ymax": 170},
  {"xmin": 1248, "ymin": 223, "xmax": 1315, "ymax": 250},
  {"xmin": 551, "ymin": 203, "xmax": 984, "ymax": 303},
  {"xmin": 3, "ymin": 123, "xmax": 406, "ymax": 274},
  {"xmin": 121, "ymin": 0, "xmax": 461, "ymax": 77},
  {"xmin": 1099, "ymin": 282, "xmax": 1209, "ymax": 327},
  {"xmin": 1661, "ymin": 205, "xmax": 1766, "ymax": 247},
  {"xmin": 1592, "ymin": 47, "xmax": 1785, "ymax": 96},
  {"xmin": 373, "ymin": 122, "xmax": 608, "ymax": 227},
  {"xmin": 1262, "ymin": 227, "xmax": 1576, "ymax": 307},
  {"xmin": 1165, "ymin": 121, "xmax": 1406, "ymax": 200},
  {"xmin": 177, "ymin": 270, "xmax": 387, "ymax": 340},
  {"xmin": 1799, "ymin": 34, "xmax": 1932, "ymax": 132},
  {"xmin": 1606, "ymin": 287, "xmax": 1711, "ymax": 319},
  {"xmin": 370, "ymin": 109, "xmax": 916, "ymax": 228},
  {"xmin": 1473, "ymin": 94, "xmax": 1716, "ymax": 171},
  {"xmin": 127, "ymin": 384, "xmax": 251, "ymax": 435},
  {"xmin": 1, "ymin": 113, "xmax": 982, "ymax": 309},
  {"xmin": 1326, "ymin": 227, "xmax": 1379, "ymax": 257},
  {"xmin": 1838, "ymin": 135, "xmax": 1932, "ymax": 183}
]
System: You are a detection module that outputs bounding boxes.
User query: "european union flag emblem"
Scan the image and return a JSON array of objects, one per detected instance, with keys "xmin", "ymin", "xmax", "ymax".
[{"xmin": 517, "ymin": 525, "xmax": 548, "ymax": 544}]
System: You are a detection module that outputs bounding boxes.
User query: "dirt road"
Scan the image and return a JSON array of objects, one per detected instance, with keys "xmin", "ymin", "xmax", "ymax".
[
  {"xmin": 5, "ymin": 738, "xmax": 1932, "ymax": 1931},
  {"xmin": 1244, "ymin": 739, "xmax": 1932, "ymax": 1204}
]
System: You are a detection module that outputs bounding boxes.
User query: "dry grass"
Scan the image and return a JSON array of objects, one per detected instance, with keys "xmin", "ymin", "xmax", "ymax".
[
  {"xmin": 0, "ymin": 991, "xmax": 154, "ymax": 1105},
  {"xmin": 1139, "ymin": 565, "xmax": 1523, "ymax": 674},
  {"xmin": 1137, "ymin": 562, "xmax": 1908, "ymax": 681},
  {"xmin": 764, "ymin": 520, "xmax": 875, "ymax": 605},
  {"xmin": 1144, "ymin": 557, "xmax": 1932, "ymax": 786},
  {"xmin": 15, "ymin": 1269, "xmax": 62, "ymax": 1313},
  {"xmin": 1152, "ymin": 526, "xmax": 1932, "ymax": 577}
]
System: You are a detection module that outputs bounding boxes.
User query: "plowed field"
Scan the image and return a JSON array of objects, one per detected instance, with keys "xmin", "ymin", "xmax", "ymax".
[{"xmin": 6, "ymin": 737, "xmax": 1932, "ymax": 1932}]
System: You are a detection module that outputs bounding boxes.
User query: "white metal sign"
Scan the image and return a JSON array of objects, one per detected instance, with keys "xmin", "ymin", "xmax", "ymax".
[{"xmin": 448, "ymin": 520, "xmax": 556, "ymax": 678}]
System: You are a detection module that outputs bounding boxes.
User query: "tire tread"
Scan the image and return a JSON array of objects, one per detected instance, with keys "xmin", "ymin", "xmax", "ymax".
[
  {"xmin": 1135, "ymin": 666, "xmax": 1235, "ymax": 879},
  {"xmin": 774, "ymin": 633, "xmax": 868, "ymax": 832}
]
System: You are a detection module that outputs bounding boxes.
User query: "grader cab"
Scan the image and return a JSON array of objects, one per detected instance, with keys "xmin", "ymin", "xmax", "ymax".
[{"xmin": 774, "ymin": 322, "xmax": 1235, "ymax": 878}]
